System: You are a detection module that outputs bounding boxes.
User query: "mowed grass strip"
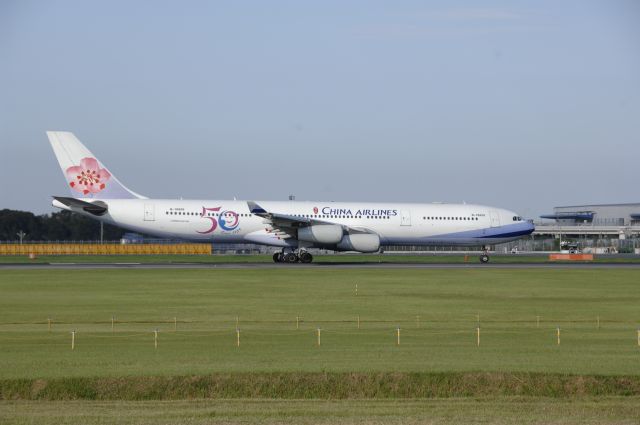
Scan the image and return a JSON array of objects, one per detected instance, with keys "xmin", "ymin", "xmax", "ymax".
[
  {"xmin": 0, "ymin": 268, "xmax": 639, "ymax": 379},
  {"xmin": 3, "ymin": 397, "xmax": 640, "ymax": 425},
  {"xmin": 2, "ymin": 372, "xmax": 640, "ymax": 400}
]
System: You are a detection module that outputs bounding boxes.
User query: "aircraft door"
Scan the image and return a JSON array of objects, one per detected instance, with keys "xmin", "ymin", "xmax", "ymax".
[
  {"xmin": 489, "ymin": 210, "xmax": 500, "ymax": 227},
  {"xmin": 144, "ymin": 203, "xmax": 155, "ymax": 221},
  {"xmin": 400, "ymin": 210, "xmax": 411, "ymax": 226}
]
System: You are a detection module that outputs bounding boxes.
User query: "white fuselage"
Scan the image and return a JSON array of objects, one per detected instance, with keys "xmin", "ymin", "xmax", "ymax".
[{"xmin": 54, "ymin": 199, "xmax": 535, "ymax": 249}]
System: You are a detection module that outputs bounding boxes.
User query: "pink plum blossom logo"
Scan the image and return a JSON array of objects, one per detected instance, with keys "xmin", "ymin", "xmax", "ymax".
[{"xmin": 65, "ymin": 157, "xmax": 111, "ymax": 195}]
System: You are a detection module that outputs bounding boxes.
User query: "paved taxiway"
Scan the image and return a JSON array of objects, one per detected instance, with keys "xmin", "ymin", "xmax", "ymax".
[{"xmin": 2, "ymin": 262, "xmax": 640, "ymax": 270}]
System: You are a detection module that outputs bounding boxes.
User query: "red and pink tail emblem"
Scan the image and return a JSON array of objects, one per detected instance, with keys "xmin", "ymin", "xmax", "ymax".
[{"xmin": 65, "ymin": 157, "xmax": 111, "ymax": 195}]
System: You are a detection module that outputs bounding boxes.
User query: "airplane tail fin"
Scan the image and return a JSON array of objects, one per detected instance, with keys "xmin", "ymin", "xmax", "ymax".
[{"xmin": 47, "ymin": 131, "xmax": 146, "ymax": 199}]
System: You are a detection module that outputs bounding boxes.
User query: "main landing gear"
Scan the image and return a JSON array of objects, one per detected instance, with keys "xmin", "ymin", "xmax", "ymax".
[
  {"xmin": 479, "ymin": 246, "xmax": 490, "ymax": 263},
  {"xmin": 272, "ymin": 250, "xmax": 313, "ymax": 264}
]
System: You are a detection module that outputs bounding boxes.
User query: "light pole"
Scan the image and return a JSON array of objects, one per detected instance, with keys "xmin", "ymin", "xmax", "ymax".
[{"xmin": 17, "ymin": 231, "xmax": 26, "ymax": 245}]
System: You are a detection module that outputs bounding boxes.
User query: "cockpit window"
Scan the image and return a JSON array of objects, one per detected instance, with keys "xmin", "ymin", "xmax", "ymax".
[{"xmin": 513, "ymin": 216, "xmax": 522, "ymax": 221}]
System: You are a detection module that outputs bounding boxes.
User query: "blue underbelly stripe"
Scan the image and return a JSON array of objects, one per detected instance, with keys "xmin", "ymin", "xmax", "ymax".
[{"xmin": 424, "ymin": 222, "xmax": 535, "ymax": 240}]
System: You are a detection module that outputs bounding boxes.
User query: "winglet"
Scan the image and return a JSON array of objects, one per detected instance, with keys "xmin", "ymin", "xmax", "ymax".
[{"xmin": 247, "ymin": 201, "xmax": 268, "ymax": 215}]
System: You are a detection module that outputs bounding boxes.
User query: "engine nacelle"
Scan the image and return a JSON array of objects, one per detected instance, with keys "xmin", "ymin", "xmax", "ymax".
[
  {"xmin": 336, "ymin": 233, "xmax": 380, "ymax": 253},
  {"xmin": 298, "ymin": 224, "xmax": 343, "ymax": 244}
]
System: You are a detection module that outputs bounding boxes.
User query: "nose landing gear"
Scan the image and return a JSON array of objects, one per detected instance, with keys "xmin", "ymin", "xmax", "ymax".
[{"xmin": 479, "ymin": 246, "xmax": 490, "ymax": 263}]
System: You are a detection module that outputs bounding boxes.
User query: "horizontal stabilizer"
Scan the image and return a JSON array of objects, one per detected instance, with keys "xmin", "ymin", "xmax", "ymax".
[{"xmin": 53, "ymin": 196, "xmax": 108, "ymax": 216}]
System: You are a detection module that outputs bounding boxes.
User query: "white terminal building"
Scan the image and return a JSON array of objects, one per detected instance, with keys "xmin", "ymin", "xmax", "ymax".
[{"xmin": 533, "ymin": 203, "xmax": 640, "ymax": 253}]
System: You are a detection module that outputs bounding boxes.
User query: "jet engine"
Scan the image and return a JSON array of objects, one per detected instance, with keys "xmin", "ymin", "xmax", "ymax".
[
  {"xmin": 336, "ymin": 233, "xmax": 380, "ymax": 253},
  {"xmin": 297, "ymin": 224, "xmax": 343, "ymax": 244}
]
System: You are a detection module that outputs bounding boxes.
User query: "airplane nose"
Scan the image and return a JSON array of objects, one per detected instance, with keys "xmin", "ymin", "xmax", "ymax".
[{"xmin": 526, "ymin": 220, "xmax": 535, "ymax": 233}]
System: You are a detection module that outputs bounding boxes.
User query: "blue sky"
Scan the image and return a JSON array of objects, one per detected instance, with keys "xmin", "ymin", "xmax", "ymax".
[{"xmin": 1, "ymin": 1, "xmax": 638, "ymax": 218}]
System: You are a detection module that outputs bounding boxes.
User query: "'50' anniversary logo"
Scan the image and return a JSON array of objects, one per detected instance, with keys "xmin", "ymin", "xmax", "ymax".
[{"xmin": 197, "ymin": 207, "xmax": 240, "ymax": 234}]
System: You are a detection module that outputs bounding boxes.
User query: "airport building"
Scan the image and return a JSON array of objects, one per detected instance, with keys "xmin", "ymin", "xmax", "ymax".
[
  {"xmin": 532, "ymin": 203, "xmax": 640, "ymax": 254},
  {"xmin": 539, "ymin": 203, "xmax": 640, "ymax": 227}
]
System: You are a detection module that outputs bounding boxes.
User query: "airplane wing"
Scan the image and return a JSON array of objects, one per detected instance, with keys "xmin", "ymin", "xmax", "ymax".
[
  {"xmin": 248, "ymin": 201, "xmax": 322, "ymax": 227},
  {"xmin": 247, "ymin": 201, "xmax": 374, "ymax": 240},
  {"xmin": 247, "ymin": 201, "xmax": 316, "ymax": 240}
]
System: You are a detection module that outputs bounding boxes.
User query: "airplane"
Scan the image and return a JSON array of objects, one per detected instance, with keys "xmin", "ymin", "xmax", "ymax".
[{"xmin": 47, "ymin": 131, "xmax": 535, "ymax": 263}]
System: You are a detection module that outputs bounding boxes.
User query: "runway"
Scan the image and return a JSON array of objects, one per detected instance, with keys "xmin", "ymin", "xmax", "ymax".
[{"xmin": 2, "ymin": 262, "xmax": 640, "ymax": 270}]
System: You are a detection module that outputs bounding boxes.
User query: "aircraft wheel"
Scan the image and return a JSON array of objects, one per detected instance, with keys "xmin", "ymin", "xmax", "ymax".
[
  {"xmin": 273, "ymin": 253, "xmax": 282, "ymax": 263},
  {"xmin": 299, "ymin": 252, "xmax": 313, "ymax": 263},
  {"xmin": 284, "ymin": 253, "xmax": 298, "ymax": 263},
  {"xmin": 480, "ymin": 254, "xmax": 490, "ymax": 263}
]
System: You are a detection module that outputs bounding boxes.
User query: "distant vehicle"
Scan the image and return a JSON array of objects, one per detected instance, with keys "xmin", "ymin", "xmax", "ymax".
[
  {"xmin": 120, "ymin": 232, "xmax": 144, "ymax": 244},
  {"xmin": 47, "ymin": 131, "xmax": 535, "ymax": 263},
  {"xmin": 560, "ymin": 241, "xmax": 581, "ymax": 254}
]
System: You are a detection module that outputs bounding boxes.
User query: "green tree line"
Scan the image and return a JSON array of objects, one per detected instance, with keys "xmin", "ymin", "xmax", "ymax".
[{"xmin": 0, "ymin": 209, "xmax": 125, "ymax": 241}]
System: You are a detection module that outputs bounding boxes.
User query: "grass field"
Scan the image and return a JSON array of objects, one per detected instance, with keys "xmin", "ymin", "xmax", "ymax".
[
  {"xmin": 1, "ymin": 267, "xmax": 639, "ymax": 423},
  {"xmin": 1, "ymin": 268, "xmax": 639, "ymax": 378}
]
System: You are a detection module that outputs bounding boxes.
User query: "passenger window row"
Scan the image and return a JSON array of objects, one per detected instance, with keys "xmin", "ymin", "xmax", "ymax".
[
  {"xmin": 165, "ymin": 211, "xmax": 483, "ymax": 221},
  {"xmin": 165, "ymin": 211, "xmax": 253, "ymax": 217},
  {"xmin": 290, "ymin": 215, "xmax": 391, "ymax": 220},
  {"xmin": 422, "ymin": 216, "xmax": 479, "ymax": 221}
]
